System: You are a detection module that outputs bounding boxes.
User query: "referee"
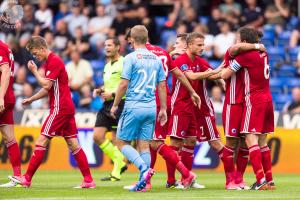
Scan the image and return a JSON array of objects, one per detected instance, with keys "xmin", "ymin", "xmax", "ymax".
[{"xmin": 93, "ymin": 37, "xmax": 127, "ymax": 181}]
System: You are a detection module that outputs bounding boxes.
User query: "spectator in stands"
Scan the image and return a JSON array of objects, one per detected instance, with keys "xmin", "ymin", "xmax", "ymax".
[
  {"xmin": 79, "ymin": 84, "xmax": 93, "ymax": 109},
  {"xmin": 53, "ymin": 20, "xmax": 71, "ymax": 57},
  {"xmin": 67, "ymin": 26, "xmax": 97, "ymax": 60},
  {"xmin": 136, "ymin": 6, "xmax": 158, "ymax": 44},
  {"xmin": 295, "ymin": 50, "xmax": 300, "ymax": 76},
  {"xmin": 15, "ymin": 83, "xmax": 46, "ymax": 111},
  {"xmin": 289, "ymin": 21, "xmax": 300, "ymax": 48},
  {"xmin": 283, "ymin": 87, "xmax": 300, "ymax": 114},
  {"xmin": 21, "ymin": 4, "xmax": 41, "ymax": 37},
  {"xmin": 207, "ymin": 7, "xmax": 222, "ymax": 36},
  {"xmin": 66, "ymin": 50, "xmax": 94, "ymax": 93},
  {"xmin": 64, "ymin": 0, "xmax": 89, "ymax": 37},
  {"xmin": 219, "ymin": 0, "xmax": 242, "ymax": 18},
  {"xmin": 241, "ymin": 0, "xmax": 264, "ymax": 28},
  {"xmin": 109, "ymin": 8, "xmax": 130, "ymax": 37},
  {"xmin": 13, "ymin": 67, "xmax": 27, "ymax": 97},
  {"xmin": 53, "ymin": 1, "xmax": 70, "ymax": 27},
  {"xmin": 179, "ymin": 7, "xmax": 199, "ymax": 33},
  {"xmin": 264, "ymin": 0, "xmax": 290, "ymax": 33},
  {"xmin": 88, "ymin": 4, "xmax": 113, "ymax": 48},
  {"xmin": 223, "ymin": 10, "xmax": 240, "ymax": 31},
  {"xmin": 35, "ymin": 0, "xmax": 53, "ymax": 32},
  {"xmin": 44, "ymin": 31, "xmax": 54, "ymax": 50},
  {"xmin": 213, "ymin": 21, "xmax": 235, "ymax": 59},
  {"xmin": 210, "ymin": 85, "xmax": 224, "ymax": 114}
]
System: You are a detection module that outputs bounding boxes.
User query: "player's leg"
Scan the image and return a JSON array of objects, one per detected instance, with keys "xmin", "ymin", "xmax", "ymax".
[
  {"xmin": 9, "ymin": 135, "xmax": 51, "ymax": 187},
  {"xmin": 258, "ymin": 134, "xmax": 275, "ymax": 190},
  {"xmin": 222, "ymin": 137, "xmax": 238, "ymax": 188},
  {"xmin": 245, "ymin": 133, "xmax": 268, "ymax": 190},
  {"xmin": 181, "ymin": 137, "xmax": 196, "ymax": 171},
  {"xmin": 65, "ymin": 137, "xmax": 95, "ymax": 188},
  {"xmin": 235, "ymin": 137, "xmax": 249, "ymax": 188},
  {"xmin": 0, "ymin": 124, "xmax": 22, "ymax": 188}
]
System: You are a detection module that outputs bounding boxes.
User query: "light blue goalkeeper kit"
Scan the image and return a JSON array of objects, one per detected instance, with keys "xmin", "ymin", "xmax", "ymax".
[{"xmin": 117, "ymin": 48, "xmax": 166, "ymax": 141}]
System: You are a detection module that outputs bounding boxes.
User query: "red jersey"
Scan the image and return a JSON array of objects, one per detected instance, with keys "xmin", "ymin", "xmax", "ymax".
[
  {"xmin": 0, "ymin": 40, "xmax": 15, "ymax": 104},
  {"xmin": 146, "ymin": 43, "xmax": 176, "ymax": 107},
  {"xmin": 171, "ymin": 53, "xmax": 195, "ymax": 114},
  {"xmin": 229, "ymin": 50, "xmax": 272, "ymax": 106},
  {"xmin": 191, "ymin": 57, "xmax": 215, "ymax": 117},
  {"xmin": 44, "ymin": 52, "xmax": 75, "ymax": 114},
  {"xmin": 224, "ymin": 50, "xmax": 245, "ymax": 105}
]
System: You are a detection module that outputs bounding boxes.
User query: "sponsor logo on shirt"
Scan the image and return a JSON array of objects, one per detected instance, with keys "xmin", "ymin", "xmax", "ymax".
[
  {"xmin": 180, "ymin": 64, "xmax": 188, "ymax": 71},
  {"xmin": 46, "ymin": 71, "xmax": 51, "ymax": 76}
]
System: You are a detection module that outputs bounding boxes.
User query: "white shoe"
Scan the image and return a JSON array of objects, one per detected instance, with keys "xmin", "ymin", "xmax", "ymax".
[
  {"xmin": 191, "ymin": 181, "xmax": 206, "ymax": 189},
  {"xmin": 174, "ymin": 181, "xmax": 185, "ymax": 189},
  {"xmin": 123, "ymin": 183, "xmax": 136, "ymax": 190},
  {"xmin": 0, "ymin": 181, "xmax": 19, "ymax": 188}
]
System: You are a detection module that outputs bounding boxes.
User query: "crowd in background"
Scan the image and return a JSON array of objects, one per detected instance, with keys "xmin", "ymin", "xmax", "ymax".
[{"xmin": 0, "ymin": 0, "xmax": 299, "ymax": 113}]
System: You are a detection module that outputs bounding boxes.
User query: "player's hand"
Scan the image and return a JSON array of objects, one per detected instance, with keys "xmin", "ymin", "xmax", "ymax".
[
  {"xmin": 258, "ymin": 44, "xmax": 266, "ymax": 52},
  {"xmin": 191, "ymin": 92, "xmax": 201, "ymax": 109},
  {"xmin": 22, "ymin": 98, "xmax": 33, "ymax": 106},
  {"xmin": 101, "ymin": 92, "xmax": 113, "ymax": 101},
  {"xmin": 93, "ymin": 88, "xmax": 102, "ymax": 97},
  {"xmin": 0, "ymin": 98, "xmax": 5, "ymax": 113},
  {"xmin": 158, "ymin": 109, "xmax": 167, "ymax": 126},
  {"xmin": 110, "ymin": 105, "xmax": 118, "ymax": 119},
  {"xmin": 27, "ymin": 60, "xmax": 38, "ymax": 73}
]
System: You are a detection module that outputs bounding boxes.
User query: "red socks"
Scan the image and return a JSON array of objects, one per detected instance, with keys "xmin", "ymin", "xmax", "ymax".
[
  {"xmin": 165, "ymin": 145, "xmax": 179, "ymax": 184},
  {"xmin": 180, "ymin": 145, "xmax": 194, "ymax": 171},
  {"xmin": 158, "ymin": 144, "xmax": 190, "ymax": 179},
  {"xmin": 25, "ymin": 145, "xmax": 46, "ymax": 181},
  {"xmin": 249, "ymin": 145, "xmax": 265, "ymax": 184},
  {"xmin": 6, "ymin": 140, "xmax": 21, "ymax": 176},
  {"xmin": 150, "ymin": 146, "xmax": 157, "ymax": 169},
  {"xmin": 73, "ymin": 148, "xmax": 93, "ymax": 183},
  {"xmin": 235, "ymin": 147, "xmax": 249, "ymax": 184},
  {"xmin": 261, "ymin": 145, "xmax": 273, "ymax": 183},
  {"xmin": 219, "ymin": 146, "xmax": 235, "ymax": 184}
]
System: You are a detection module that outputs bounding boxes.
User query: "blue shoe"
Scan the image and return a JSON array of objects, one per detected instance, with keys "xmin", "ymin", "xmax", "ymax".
[{"xmin": 130, "ymin": 168, "xmax": 155, "ymax": 192}]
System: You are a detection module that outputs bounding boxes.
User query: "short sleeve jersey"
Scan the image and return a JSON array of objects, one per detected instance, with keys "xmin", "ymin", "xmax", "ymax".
[
  {"xmin": 146, "ymin": 43, "xmax": 176, "ymax": 107},
  {"xmin": 0, "ymin": 41, "xmax": 15, "ymax": 104},
  {"xmin": 44, "ymin": 52, "xmax": 75, "ymax": 114},
  {"xmin": 229, "ymin": 50, "xmax": 272, "ymax": 105},
  {"xmin": 121, "ymin": 48, "xmax": 166, "ymax": 109},
  {"xmin": 224, "ymin": 49, "xmax": 245, "ymax": 105},
  {"xmin": 192, "ymin": 57, "xmax": 215, "ymax": 117},
  {"xmin": 171, "ymin": 53, "xmax": 195, "ymax": 114},
  {"xmin": 103, "ymin": 56, "xmax": 124, "ymax": 94}
]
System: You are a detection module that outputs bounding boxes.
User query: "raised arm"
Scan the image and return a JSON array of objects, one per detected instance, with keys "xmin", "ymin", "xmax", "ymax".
[
  {"xmin": 229, "ymin": 43, "xmax": 265, "ymax": 56},
  {"xmin": 28, "ymin": 60, "xmax": 53, "ymax": 90}
]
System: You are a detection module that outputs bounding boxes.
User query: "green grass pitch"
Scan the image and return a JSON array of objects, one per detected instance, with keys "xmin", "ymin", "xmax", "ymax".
[{"xmin": 1, "ymin": 170, "xmax": 300, "ymax": 200}]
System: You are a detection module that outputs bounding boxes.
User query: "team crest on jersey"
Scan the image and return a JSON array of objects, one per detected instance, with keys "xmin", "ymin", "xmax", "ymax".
[
  {"xmin": 137, "ymin": 54, "xmax": 142, "ymax": 59},
  {"xmin": 46, "ymin": 71, "xmax": 51, "ymax": 76},
  {"xmin": 180, "ymin": 64, "xmax": 188, "ymax": 71}
]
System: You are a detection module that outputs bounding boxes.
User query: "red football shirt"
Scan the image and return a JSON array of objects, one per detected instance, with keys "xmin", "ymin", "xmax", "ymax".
[
  {"xmin": 171, "ymin": 53, "xmax": 195, "ymax": 114},
  {"xmin": 229, "ymin": 50, "xmax": 272, "ymax": 105},
  {"xmin": 191, "ymin": 57, "xmax": 215, "ymax": 117},
  {"xmin": 0, "ymin": 40, "xmax": 15, "ymax": 104},
  {"xmin": 146, "ymin": 43, "xmax": 176, "ymax": 107},
  {"xmin": 223, "ymin": 49, "xmax": 245, "ymax": 105},
  {"xmin": 44, "ymin": 52, "xmax": 75, "ymax": 114}
]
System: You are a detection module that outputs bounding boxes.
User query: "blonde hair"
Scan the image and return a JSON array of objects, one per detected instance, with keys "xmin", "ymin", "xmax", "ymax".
[
  {"xmin": 186, "ymin": 32, "xmax": 204, "ymax": 46},
  {"xmin": 26, "ymin": 36, "xmax": 48, "ymax": 52},
  {"xmin": 130, "ymin": 25, "xmax": 148, "ymax": 44}
]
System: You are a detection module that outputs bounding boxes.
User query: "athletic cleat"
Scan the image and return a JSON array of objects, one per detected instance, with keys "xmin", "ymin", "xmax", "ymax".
[
  {"xmin": 74, "ymin": 180, "xmax": 96, "ymax": 189},
  {"xmin": 101, "ymin": 174, "xmax": 120, "ymax": 181},
  {"xmin": 124, "ymin": 182, "xmax": 152, "ymax": 191},
  {"xmin": 0, "ymin": 180, "xmax": 20, "ymax": 188},
  {"xmin": 120, "ymin": 164, "xmax": 128, "ymax": 174},
  {"xmin": 130, "ymin": 168, "xmax": 155, "ymax": 192},
  {"xmin": 226, "ymin": 181, "xmax": 241, "ymax": 190},
  {"xmin": 181, "ymin": 172, "xmax": 196, "ymax": 189},
  {"xmin": 191, "ymin": 180, "xmax": 206, "ymax": 189},
  {"xmin": 236, "ymin": 180, "xmax": 250, "ymax": 190},
  {"xmin": 8, "ymin": 175, "xmax": 31, "ymax": 188},
  {"xmin": 268, "ymin": 181, "xmax": 276, "ymax": 190},
  {"xmin": 250, "ymin": 180, "xmax": 268, "ymax": 190}
]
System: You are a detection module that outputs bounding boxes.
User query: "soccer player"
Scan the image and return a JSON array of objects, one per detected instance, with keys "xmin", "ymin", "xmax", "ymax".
[
  {"xmin": 0, "ymin": 40, "xmax": 22, "ymax": 188},
  {"xmin": 9, "ymin": 36, "xmax": 95, "ymax": 188},
  {"xmin": 124, "ymin": 30, "xmax": 200, "ymax": 190},
  {"xmin": 93, "ymin": 37, "xmax": 127, "ymax": 181},
  {"xmin": 221, "ymin": 27, "xmax": 275, "ymax": 190},
  {"xmin": 221, "ymin": 34, "xmax": 266, "ymax": 189},
  {"xmin": 110, "ymin": 25, "xmax": 168, "ymax": 192},
  {"xmin": 167, "ymin": 32, "xmax": 223, "ymax": 188}
]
